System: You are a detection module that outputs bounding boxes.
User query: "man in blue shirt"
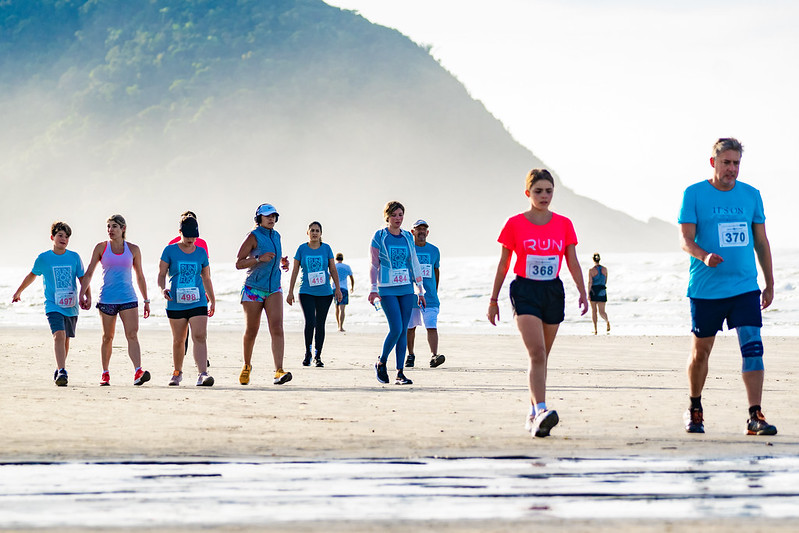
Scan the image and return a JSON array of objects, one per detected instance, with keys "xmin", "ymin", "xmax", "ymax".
[
  {"xmin": 406, "ymin": 220, "xmax": 445, "ymax": 368},
  {"xmin": 678, "ymin": 138, "xmax": 776, "ymax": 436}
]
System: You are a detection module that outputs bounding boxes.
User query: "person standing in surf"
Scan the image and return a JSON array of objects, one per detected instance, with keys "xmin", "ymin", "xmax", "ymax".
[
  {"xmin": 79, "ymin": 214, "xmax": 151, "ymax": 387},
  {"xmin": 488, "ymin": 169, "xmax": 588, "ymax": 438},
  {"xmin": 587, "ymin": 252, "xmax": 611, "ymax": 335}
]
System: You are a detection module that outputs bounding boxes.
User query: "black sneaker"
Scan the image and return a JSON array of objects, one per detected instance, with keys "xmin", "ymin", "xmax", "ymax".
[
  {"xmin": 405, "ymin": 354, "xmax": 415, "ymax": 367},
  {"xmin": 395, "ymin": 371, "xmax": 413, "ymax": 385},
  {"xmin": 375, "ymin": 362, "xmax": 389, "ymax": 384},
  {"xmin": 430, "ymin": 354, "xmax": 445, "ymax": 368},
  {"xmin": 684, "ymin": 408, "xmax": 705, "ymax": 433},
  {"xmin": 54, "ymin": 368, "xmax": 68, "ymax": 387},
  {"xmin": 746, "ymin": 411, "xmax": 777, "ymax": 436},
  {"xmin": 314, "ymin": 356, "xmax": 324, "ymax": 368},
  {"xmin": 302, "ymin": 354, "xmax": 312, "ymax": 367}
]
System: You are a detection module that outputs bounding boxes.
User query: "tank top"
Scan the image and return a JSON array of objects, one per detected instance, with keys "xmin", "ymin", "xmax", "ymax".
[
  {"xmin": 591, "ymin": 265, "xmax": 607, "ymax": 287},
  {"xmin": 244, "ymin": 226, "xmax": 282, "ymax": 292},
  {"xmin": 99, "ymin": 241, "xmax": 138, "ymax": 304}
]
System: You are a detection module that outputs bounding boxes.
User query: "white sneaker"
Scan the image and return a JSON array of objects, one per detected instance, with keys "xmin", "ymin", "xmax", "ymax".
[
  {"xmin": 196, "ymin": 372, "xmax": 214, "ymax": 387},
  {"xmin": 527, "ymin": 409, "xmax": 559, "ymax": 438}
]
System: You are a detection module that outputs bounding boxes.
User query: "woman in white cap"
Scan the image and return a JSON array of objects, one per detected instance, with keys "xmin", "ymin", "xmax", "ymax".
[
  {"xmin": 235, "ymin": 204, "xmax": 292, "ymax": 385},
  {"xmin": 158, "ymin": 215, "xmax": 215, "ymax": 386}
]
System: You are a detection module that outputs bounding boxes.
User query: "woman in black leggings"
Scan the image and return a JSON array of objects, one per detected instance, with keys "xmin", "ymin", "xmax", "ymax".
[{"xmin": 286, "ymin": 221, "xmax": 342, "ymax": 367}]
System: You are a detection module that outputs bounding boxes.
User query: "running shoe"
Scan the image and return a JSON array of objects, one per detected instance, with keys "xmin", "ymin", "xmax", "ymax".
[
  {"xmin": 746, "ymin": 410, "xmax": 777, "ymax": 436},
  {"xmin": 684, "ymin": 408, "xmax": 704, "ymax": 434},
  {"xmin": 302, "ymin": 354, "xmax": 312, "ymax": 367},
  {"xmin": 196, "ymin": 372, "xmax": 214, "ymax": 387},
  {"xmin": 314, "ymin": 356, "xmax": 324, "ymax": 368},
  {"xmin": 274, "ymin": 369, "xmax": 292, "ymax": 385},
  {"xmin": 527, "ymin": 409, "xmax": 559, "ymax": 438},
  {"xmin": 405, "ymin": 354, "xmax": 415, "ymax": 367},
  {"xmin": 133, "ymin": 368, "xmax": 151, "ymax": 386},
  {"xmin": 375, "ymin": 362, "xmax": 389, "ymax": 384},
  {"xmin": 54, "ymin": 368, "xmax": 68, "ymax": 387},
  {"xmin": 395, "ymin": 371, "xmax": 413, "ymax": 385},
  {"xmin": 100, "ymin": 371, "xmax": 110, "ymax": 386},
  {"xmin": 430, "ymin": 354, "xmax": 446, "ymax": 368},
  {"xmin": 168, "ymin": 370, "xmax": 183, "ymax": 386},
  {"xmin": 239, "ymin": 364, "xmax": 252, "ymax": 385}
]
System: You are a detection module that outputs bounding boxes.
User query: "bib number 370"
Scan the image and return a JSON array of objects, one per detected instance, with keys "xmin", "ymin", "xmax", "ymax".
[{"xmin": 718, "ymin": 222, "xmax": 749, "ymax": 248}]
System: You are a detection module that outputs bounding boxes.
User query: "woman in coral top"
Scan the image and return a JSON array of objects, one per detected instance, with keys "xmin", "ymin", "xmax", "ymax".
[{"xmin": 488, "ymin": 169, "xmax": 588, "ymax": 438}]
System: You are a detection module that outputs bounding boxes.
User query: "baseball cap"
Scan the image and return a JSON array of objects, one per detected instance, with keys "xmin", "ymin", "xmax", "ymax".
[
  {"xmin": 180, "ymin": 217, "xmax": 199, "ymax": 238},
  {"xmin": 413, "ymin": 219, "xmax": 429, "ymax": 228},
  {"xmin": 255, "ymin": 203, "xmax": 279, "ymax": 218}
]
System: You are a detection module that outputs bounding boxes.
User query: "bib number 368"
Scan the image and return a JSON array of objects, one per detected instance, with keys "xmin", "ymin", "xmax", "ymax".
[{"xmin": 525, "ymin": 255, "xmax": 558, "ymax": 281}]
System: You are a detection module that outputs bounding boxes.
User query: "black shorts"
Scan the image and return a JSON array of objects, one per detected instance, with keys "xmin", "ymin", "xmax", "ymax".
[
  {"xmin": 509, "ymin": 276, "xmax": 565, "ymax": 324},
  {"xmin": 690, "ymin": 290, "xmax": 761, "ymax": 338},
  {"xmin": 589, "ymin": 285, "xmax": 607, "ymax": 302},
  {"xmin": 166, "ymin": 307, "xmax": 208, "ymax": 320}
]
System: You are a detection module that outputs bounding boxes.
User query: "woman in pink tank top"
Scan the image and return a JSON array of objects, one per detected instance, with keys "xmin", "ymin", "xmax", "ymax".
[{"xmin": 79, "ymin": 214, "xmax": 151, "ymax": 387}]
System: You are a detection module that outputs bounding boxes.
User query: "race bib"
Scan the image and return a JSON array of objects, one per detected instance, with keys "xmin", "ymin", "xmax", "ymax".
[
  {"xmin": 525, "ymin": 255, "xmax": 558, "ymax": 281},
  {"xmin": 718, "ymin": 222, "xmax": 749, "ymax": 248},
  {"xmin": 55, "ymin": 289, "xmax": 76, "ymax": 308},
  {"xmin": 176, "ymin": 287, "xmax": 201, "ymax": 304},
  {"xmin": 308, "ymin": 270, "xmax": 326, "ymax": 287},
  {"xmin": 420, "ymin": 263, "xmax": 433, "ymax": 278},
  {"xmin": 388, "ymin": 268, "xmax": 410, "ymax": 286}
]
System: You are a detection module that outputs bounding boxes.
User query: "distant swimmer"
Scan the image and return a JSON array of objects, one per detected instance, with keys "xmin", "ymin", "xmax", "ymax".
[
  {"xmin": 12, "ymin": 222, "xmax": 89, "ymax": 387},
  {"xmin": 678, "ymin": 138, "xmax": 776, "ymax": 436},
  {"xmin": 158, "ymin": 216, "xmax": 216, "ymax": 386},
  {"xmin": 406, "ymin": 219, "xmax": 445, "ymax": 369},
  {"xmin": 334, "ymin": 253, "xmax": 354, "ymax": 332},
  {"xmin": 235, "ymin": 204, "xmax": 292, "ymax": 386},
  {"xmin": 167, "ymin": 210, "xmax": 210, "ymax": 366},
  {"xmin": 79, "ymin": 214, "xmax": 151, "ymax": 387},
  {"xmin": 368, "ymin": 201, "xmax": 426, "ymax": 385},
  {"xmin": 286, "ymin": 221, "xmax": 342, "ymax": 368},
  {"xmin": 587, "ymin": 252, "xmax": 611, "ymax": 335},
  {"xmin": 488, "ymin": 169, "xmax": 588, "ymax": 438}
]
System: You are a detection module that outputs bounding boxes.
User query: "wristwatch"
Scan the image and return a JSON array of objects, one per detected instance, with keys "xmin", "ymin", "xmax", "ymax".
[{"xmin": 254, "ymin": 255, "xmax": 260, "ymax": 263}]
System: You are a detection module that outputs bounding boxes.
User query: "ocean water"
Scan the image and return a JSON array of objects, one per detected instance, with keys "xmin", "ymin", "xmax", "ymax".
[{"xmin": 2, "ymin": 250, "xmax": 799, "ymax": 336}]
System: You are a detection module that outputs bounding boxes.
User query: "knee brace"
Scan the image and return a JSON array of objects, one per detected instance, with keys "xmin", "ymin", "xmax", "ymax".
[{"xmin": 737, "ymin": 326, "xmax": 764, "ymax": 372}]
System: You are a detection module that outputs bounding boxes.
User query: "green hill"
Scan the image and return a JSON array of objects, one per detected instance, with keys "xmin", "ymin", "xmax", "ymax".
[{"xmin": 0, "ymin": 0, "xmax": 674, "ymax": 264}]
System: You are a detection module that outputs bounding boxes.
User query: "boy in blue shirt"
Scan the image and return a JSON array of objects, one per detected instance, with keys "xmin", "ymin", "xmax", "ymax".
[{"xmin": 13, "ymin": 222, "xmax": 89, "ymax": 386}]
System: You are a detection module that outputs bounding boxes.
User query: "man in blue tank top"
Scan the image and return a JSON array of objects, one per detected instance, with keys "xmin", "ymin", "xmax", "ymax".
[{"xmin": 678, "ymin": 138, "xmax": 776, "ymax": 436}]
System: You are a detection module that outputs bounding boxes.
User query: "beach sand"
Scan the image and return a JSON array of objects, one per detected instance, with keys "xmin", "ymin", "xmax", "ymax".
[{"xmin": 1, "ymin": 326, "xmax": 798, "ymax": 531}]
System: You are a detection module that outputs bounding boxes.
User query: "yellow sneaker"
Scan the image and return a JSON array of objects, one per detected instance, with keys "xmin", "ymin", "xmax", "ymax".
[
  {"xmin": 239, "ymin": 364, "xmax": 252, "ymax": 385},
  {"xmin": 273, "ymin": 369, "xmax": 292, "ymax": 385}
]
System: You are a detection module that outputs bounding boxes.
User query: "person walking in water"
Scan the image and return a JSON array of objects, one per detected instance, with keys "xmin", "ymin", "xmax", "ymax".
[
  {"xmin": 678, "ymin": 137, "xmax": 776, "ymax": 436},
  {"xmin": 587, "ymin": 252, "xmax": 611, "ymax": 335}
]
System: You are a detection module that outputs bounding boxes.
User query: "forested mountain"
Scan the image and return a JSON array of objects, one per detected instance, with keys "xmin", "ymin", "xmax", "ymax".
[{"xmin": 0, "ymin": 0, "xmax": 674, "ymax": 263}]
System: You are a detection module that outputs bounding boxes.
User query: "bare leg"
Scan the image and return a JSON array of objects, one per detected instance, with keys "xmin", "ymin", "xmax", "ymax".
[
  {"xmin": 241, "ymin": 301, "xmax": 264, "ymax": 366},
  {"xmin": 590, "ymin": 301, "xmax": 598, "ymax": 334},
  {"xmin": 743, "ymin": 370, "xmax": 764, "ymax": 407},
  {"xmin": 598, "ymin": 302, "xmax": 610, "ymax": 332},
  {"xmin": 189, "ymin": 315, "xmax": 209, "ymax": 374},
  {"xmin": 407, "ymin": 326, "xmax": 417, "ymax": 354},
  {"xmin": 264, "ymin": 292, "xmax": 285, "ymax": 371},
  {"xmin": 427, "ymin": 328, "xmax": 439, "ymax": 355},
  {"xmin": 118, "ymin": 307, "xmax": 142, "ymax": 368},
  {"xmin": 169, "ymin": 318, "xmax": 189, "ymax": 372},
  {"xmin": 688, "ymin": 335, "xmax": 715, "ymax": 398},
  {"xmin": 339, "ymin": 305, "xmax": 347, "ymax": 331},
  {"xmin": 53, "ymin": 331, "xmax": 68, "ymax": 369},
  {"xmin": 516, "ymin": 315, "xmax": 559, "ymax": 405},
  {"xmin": 99, "ymin": 311, "xmax": 117, "ymax": 371}
]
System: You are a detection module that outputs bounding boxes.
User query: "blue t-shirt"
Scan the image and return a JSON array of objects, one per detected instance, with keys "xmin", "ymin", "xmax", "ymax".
[
  {"xmin": 334, "ymin": 262, "xmax": 353, "ymax": 292},
  {"xmin": 678, "ymin": 180, "xmax": 765, "ymax": 299},
  {"xmin": 414, "ymin": 242, "xmax": 440, "ymax": 308},
  {"xmin": 160, "ymin": 244, "xmax": 209, "ymax": 310},
  {"xmin": 294, "ymin": 242, "xmax": 334, "ymax": 296},
  {"xmin": 31, "ymin": 249, "xmax": 85, "ymax": 316},
  {"xmin": 370, "ymin": 229, "xmax": 420, "ymax": 297}
]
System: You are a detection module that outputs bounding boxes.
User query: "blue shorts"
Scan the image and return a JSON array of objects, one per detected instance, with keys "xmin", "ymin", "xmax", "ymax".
[
  {"xmin": 97, "ymin": 301, "xmax": 137, "ymax": 316},
  {"xmin": 509, "ymin": 276, "xmax": 565, "ymax": 324},
  {"xmin": 336, "ymin": 289, "xmax": 349, "ymax": 306},
  {"xmin": 690, "ymin": 290, "xmax": 762, "ymax": 338},
  {"xmin": 46, "ymin": 312, "xmax": 78, "ymax": 337}
]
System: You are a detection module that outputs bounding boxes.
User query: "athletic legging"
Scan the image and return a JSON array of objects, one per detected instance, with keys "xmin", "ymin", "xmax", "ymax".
[
  {"xmin": 299, "ymin": 293, "xmax": 334, "ymax": 356},
  {"xmin": 379, "ymin": 293, "xmax": 416, "ymax": 369}
]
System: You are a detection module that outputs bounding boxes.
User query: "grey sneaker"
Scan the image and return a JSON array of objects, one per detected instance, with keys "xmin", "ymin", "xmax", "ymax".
[
  {"xmin": 196, "ymin": 372, "xmax": 214, "ymax": 387},
  {"xmin": 168, "ymin": 370, "xmax": 183, "ymax": 386}
]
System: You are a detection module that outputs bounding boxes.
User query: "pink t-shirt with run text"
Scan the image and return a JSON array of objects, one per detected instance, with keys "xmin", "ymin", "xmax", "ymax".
[{"xmin": 497, "ymin": 212, "xmax": 577, "ymax": 280}]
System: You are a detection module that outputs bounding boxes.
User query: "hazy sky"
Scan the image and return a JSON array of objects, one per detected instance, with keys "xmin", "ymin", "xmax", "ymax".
[{"xmin": 324, "ymin": 0, "xmax": 799, "ymax": 249}]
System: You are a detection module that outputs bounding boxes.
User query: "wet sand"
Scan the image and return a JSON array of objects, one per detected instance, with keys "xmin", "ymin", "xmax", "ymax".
[{"xmin": 1, "ymin": 326, "xmax": 798, "ymax": 531}]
